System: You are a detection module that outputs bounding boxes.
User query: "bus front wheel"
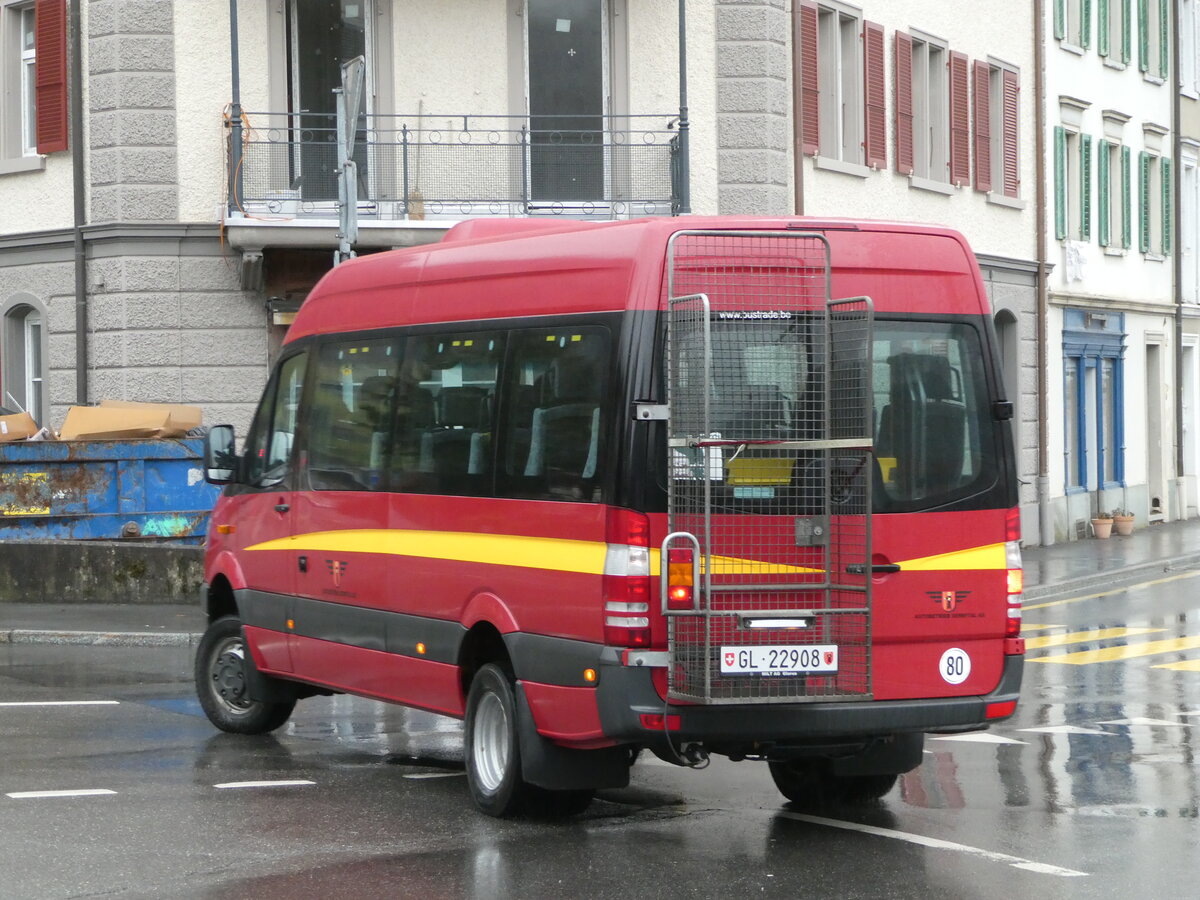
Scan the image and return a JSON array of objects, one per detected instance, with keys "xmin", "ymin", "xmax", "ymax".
[{"xmin": 194, "ymin": 616, "xmax": 295, "ymax": 734}]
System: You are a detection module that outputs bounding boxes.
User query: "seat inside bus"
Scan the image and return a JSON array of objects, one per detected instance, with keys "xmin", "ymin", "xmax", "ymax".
[
  {"xmin": 876, "ymin": 352, "xmax": 966, "ymax": 498},
  {"xmin": 419, "ymin": 386, "xmax": 492, "ymax": 475},
  {"xmin": 522, "ymin": 343, "xmax": 602, "ymax": 480}
]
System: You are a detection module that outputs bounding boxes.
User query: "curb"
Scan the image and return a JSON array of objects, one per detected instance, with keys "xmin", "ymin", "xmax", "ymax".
[
  {"xmin": 0, "ymin": 630, "xmax": 200, "ymax": 648},
  {"xmin": 1022, "ymin": 552, "xmax": 1200, "ymax": 604}
]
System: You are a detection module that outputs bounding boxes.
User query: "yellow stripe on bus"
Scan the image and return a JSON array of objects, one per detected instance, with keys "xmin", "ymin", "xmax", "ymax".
[{"xmin": 246, "ymin": 530, "xmax": 1004, "ymax": 577}]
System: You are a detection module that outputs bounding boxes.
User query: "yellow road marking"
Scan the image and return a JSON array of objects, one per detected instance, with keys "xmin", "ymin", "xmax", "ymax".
[
  {"xmin": 1024, "ymin": 626, "xmax": 1165, "ymax": 650},
  {"xmin": 1023, "ymin": 569, "xmax": 1200, "ymax": 612},
  {"xmin": 1028, "ymin": 635, "xmax": 1200, "ymax": 665},
  {"xmin": 1151, "ymin": 659, "xmax": 1200, "ymax": 671}
]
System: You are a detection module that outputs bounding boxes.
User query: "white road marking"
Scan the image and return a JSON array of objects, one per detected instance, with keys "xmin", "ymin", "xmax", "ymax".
[
  {"xmin": 930, "ymin": 732, "xmax": 1028, "ymax": 745},
  {"xmin": 0, "ymin": 700, "xmax": 120, "ymax": 707},
  {"xmin": 6, "ymin": 789, "xmax": 117, "ymax": 799},
  {"xmin": 1095, "ymin": 717, "xmax": 1195, "ymax": 727},
  {"xmin": 1019, "ymin": 725, "xmax": 1116, "ymax": 736},
  {"xmin": 402, "ymin": 772, "xmax": 463, "ymax": 780},
  {"xmin": 213, "ymin": 780, "xmax": 315, "ymax": 789},
  {"xmin": 779, "ymin": 812, "xmax": 1088, "ymax": 877}
]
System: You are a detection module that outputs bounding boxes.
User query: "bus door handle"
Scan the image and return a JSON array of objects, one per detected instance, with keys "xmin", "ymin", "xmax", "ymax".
[
  {"xmin": 274, "ymin": 502, "xmax": 290, "ymax": 513},
  {"xmin": 846, "ymin": 563, "xmax": 901, "ymax": 575}
]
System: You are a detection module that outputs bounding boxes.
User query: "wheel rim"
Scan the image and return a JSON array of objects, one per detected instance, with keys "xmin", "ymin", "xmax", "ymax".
[
  {"xmin": 472, "ymin": 690, "xmax": 510, "ymax": 793},
  {"xmin": 207, "ymin": 635, "xmax": 254, "ymax": 716}
]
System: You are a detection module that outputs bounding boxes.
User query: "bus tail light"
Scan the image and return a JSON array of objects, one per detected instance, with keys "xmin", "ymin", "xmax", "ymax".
[
  {"xmin": 1004, "ymin": 507, "xmax": 1024, "ymax": 653},
  {"xmin": 666, "ymin": 547, "xmax": 694, "ymax": 611},
  {"xmin": 603, "ymin": 509, "xmax": 652, "ymax": 647}
]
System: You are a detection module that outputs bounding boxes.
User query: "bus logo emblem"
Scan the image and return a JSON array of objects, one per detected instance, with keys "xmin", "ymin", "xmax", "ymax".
[
  {"xmin": 928, "ymin": 590, "xmax": 971, "ymax": 611},
  {"xmin": 326, "ymin": 560, "xmax": 349, "ymax": 587}
]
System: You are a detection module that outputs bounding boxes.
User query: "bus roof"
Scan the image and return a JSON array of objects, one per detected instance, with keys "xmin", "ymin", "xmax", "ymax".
[{"xmin": 285, "ymin": 216, "xmax": 985, "ymax": 342}]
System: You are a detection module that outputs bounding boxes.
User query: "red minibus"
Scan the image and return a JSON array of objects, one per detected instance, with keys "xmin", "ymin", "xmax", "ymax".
[{"xmin": 196, "ymin": 216, "xmax": 1023, "ymax": 817}]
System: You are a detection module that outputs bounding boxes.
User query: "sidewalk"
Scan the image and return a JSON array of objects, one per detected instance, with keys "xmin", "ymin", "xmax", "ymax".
[{"xmin": 4, "ymin": 518, "xmax": 1200, "ymax": 647}]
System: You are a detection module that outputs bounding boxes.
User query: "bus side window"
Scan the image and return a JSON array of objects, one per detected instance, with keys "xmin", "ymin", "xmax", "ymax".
[
  {"xmin": 244, "ymin": 351, "xmax": 308, "ymax": 487},
  {"xmin": 305, "ymin": 339, "xmax": 399, "ymax": 491},
  {"xmin": 501, "ymin": 328, "xmax": 609, "ymax": 501},
  {"xmin": 391, "ymin": 332, "xmax": 504, "ymax": 495}
]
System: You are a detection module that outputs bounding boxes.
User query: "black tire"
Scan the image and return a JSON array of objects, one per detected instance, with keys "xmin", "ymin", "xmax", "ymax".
[
  {"xmin": 195, "ymin": 615, "xmax": 295, "ymax": 735},
  {"xmin": 768, "ymin": 758, "xmax": 898, "ymax": 807},
  {"xmin": 464, "ymin": 663, "xmax": 531, "ymax": 817}
]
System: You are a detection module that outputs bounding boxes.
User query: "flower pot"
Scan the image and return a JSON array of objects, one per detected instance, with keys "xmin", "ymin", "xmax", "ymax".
[
  {"xmin": 1113, "ymin": 515, "xmax": 1134, "ymax": 536},
  {"xmin": 1092, "ymin": 518, "xmax": 1113, "ymax": 539}
]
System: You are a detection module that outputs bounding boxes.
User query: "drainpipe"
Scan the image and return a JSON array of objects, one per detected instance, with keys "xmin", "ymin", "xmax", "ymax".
[
  {"xmin": 1034, "ymin": 0, "xmax": 1053, "ymax": 545},
  {"xmin": 1173, "ymin": 2, "xmax": 1186, "ymax": 519},
  {"xmin": 227, "ymin": 0, "xmax": 243, "ymax": 216},
  {"xmin": 791, "ymin": 2, "xmax": 804, "ymax": 215},
  {"xmin": 677, "ymin": 0, "xmax": 691, "ymax": 215},
  {"xmin": 70, "ymin": 0, "xmax": 87, "ymax": 404}
]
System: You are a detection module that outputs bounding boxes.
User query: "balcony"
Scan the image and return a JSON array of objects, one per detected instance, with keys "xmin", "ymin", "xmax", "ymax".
[{"xmin": 227, "ymin": 112, "xmax": 681, "ymax": 234}]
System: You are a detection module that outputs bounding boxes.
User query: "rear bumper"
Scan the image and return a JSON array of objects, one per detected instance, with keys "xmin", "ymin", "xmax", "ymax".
[{"xmin": 596, "ymin": 653, "xmax": 1023, "ymax": 748}]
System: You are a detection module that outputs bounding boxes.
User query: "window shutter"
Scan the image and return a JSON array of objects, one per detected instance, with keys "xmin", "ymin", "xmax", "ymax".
[
  {"xmin": 1081, "ymin": 0, "xmax": 1093, "ymax": 48},
  {"xmin": 1098, "ymin": 0, "xmax": 1110, "ymax": 55},
  {"xmin": 1054, "ymin": 127, "xmax": 1067, "ymax": 240},
  {"xmin": 797, "ymin": 1, "xmax": 819, "ymax": 157},
  {"xmin": 1002, "ymin": 69, "xmax": 1020, "ymax": 197},
  {"xmin": 34, "ymin": 0, "xmax": 69, "ymax": 155},
  {"xmin": 973, "ymin": 61, "xmax": 991, "ymax": 192},
  {"xmin": 895, "ymin": 32, "xmax": 914, "ymax": 175},
  {"xmin": 1139, "ymin": 151, "xmax": 1151, "ymax": 252},
  {"xmin": 1158, "ymin": 0, "xmax": 1169, "ymax": 78},
  {"xmin": 1138, "ymin": 0, "xmax": 1150, "ymax": 71},
  {"xmin": 1121, "ymin": 144, "xmax": 1132, "ymax": 248},
  {"xmin": 863, "ymin": 20, "xmax": 886, "ymax": 169},
  {"xmin": 1080, "ymin": 134, "xmax": 1092, "ymax": 240},
  {"xmin": 1055, "ymin": 0, "xmax": 1067, "ymax": 39},
  {"xmin": 1098, "ymin": 140, "xmax": 1110, "ymax": 246},
  {"xmin": 1162, "ymin": 157, "xmax": 1172, "ymax": 255},
  {"xmin": 1121, "ymin": 0, "xmax": 1132, "ymax": 63},
  {"xmin": 949, "ymin": 52, "xmax": 970, "ymax": 186}
]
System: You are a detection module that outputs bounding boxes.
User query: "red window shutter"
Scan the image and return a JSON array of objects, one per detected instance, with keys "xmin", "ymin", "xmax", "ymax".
[
  {"xmin": 948, "ymin": 51, "xmax": 969, "ymax": 186},
  {"xmin": 35, "ymin": 0, "xmax": 69, "ymax": 155},
  {"xmin": 894, "ymin": 32, "xmax": 913, "ymax": 175},
  {"xmin": 1001, "ymin": 68, "xmax": 1020, "ymax": 197},
  {"xmin": 973, "ymin": 61, "xmax": 992, "ymax": 192},
  {"xmin": 796, "ymin": 1, "xmax": 819, "ymax": 156},
  {"xmin": 863, "ymin": 21, "xmax": 886, "ymax": 169}
]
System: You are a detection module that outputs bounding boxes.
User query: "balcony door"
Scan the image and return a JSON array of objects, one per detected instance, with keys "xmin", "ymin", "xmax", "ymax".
[
  {"xmin": 526, "ymin": 0, "xmax": 608, "ymax": 203},
  {"xmin": 288, "ymin": 0, "xmax": 372, "ymax": 201}
]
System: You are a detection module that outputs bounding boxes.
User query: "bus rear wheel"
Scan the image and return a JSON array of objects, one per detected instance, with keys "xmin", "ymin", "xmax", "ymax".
[
  {"xmin": 768, "ymin": 758, "xmax": 898, "ymax": 806},
  {"xmin": 195, "ymin": 616, "xmax": 295, "ymax": 735},
  {"xmin": 464, "ymin": 663, "xmax": 593, "ymax": 818}
]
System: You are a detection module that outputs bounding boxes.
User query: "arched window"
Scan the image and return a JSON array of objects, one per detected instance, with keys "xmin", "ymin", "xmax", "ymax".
[{"xmin": 3, "ymin": 302, "xmax": 45, "ymax": 425}]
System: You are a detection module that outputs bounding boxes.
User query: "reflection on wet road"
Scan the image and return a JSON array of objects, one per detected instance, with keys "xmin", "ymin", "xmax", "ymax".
[{"xmin": 1, "ymin": 568, "xmax": 1199, "ymax": 898}]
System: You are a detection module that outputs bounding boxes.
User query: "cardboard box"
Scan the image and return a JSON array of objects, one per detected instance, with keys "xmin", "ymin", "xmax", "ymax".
[
  {"xmin": 59, "ymin": 401, "xmax": 202, "ymax": 441},
  {"xmin": 0, "ymin": 412, "xmax": 39, "ymax": 442}
]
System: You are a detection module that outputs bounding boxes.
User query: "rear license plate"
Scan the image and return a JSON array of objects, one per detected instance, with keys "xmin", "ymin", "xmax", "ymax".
[{"xmin": 720, "ymin": 645, "xmax": 838, "ymax": 676}]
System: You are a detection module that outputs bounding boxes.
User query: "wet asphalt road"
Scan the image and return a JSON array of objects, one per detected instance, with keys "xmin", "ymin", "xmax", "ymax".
[{"xmin": 2, "ymin": 569, "xmax": 1198, "ymax": 899}]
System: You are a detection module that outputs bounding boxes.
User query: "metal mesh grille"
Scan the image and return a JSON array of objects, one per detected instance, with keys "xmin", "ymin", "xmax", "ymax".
[{"xmin": 664, "ymin": 232, "xmax": 873, "ymax": 705}]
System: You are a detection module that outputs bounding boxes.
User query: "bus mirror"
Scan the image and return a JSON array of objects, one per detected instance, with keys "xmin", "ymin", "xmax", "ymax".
[
  {"xmin": 205, "ymin": 425, "xmax": 239, "ymax": 484},
  {"xmin": 992, "ymin": 400, "xmax": 1014, "ymax": 421}
]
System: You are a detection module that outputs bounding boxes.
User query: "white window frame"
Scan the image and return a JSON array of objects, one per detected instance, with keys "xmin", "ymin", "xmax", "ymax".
[
  {"xmin": 910, "ymin": 30, "xmax": 948, "ymax": 186},
  {"xmin": 1182, "ymin": 146, "xmax": 1199, "ymax": 302},
  {"xmin": 0, "ymin": 0, "xmax": 42, "ymax": 172},
  {"xmin": 2, "ymin": 297, "xmax": 46, "ymax": 424},
  {"xmin": 1182, "ymin": 0, "xmax": 1200, "ymax": 97},
  {"xmin": 816, "ymin": 1, "xmax": 863, "ymax": 167}
]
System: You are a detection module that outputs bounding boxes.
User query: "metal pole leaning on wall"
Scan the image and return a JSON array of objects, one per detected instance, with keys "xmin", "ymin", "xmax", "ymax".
[{"xmin": 70, "ymin": 0, "xmax": 87, "ymax": 404}]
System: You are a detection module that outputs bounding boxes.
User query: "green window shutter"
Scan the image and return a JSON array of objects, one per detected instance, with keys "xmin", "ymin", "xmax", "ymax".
[
  {"xmin": 1055, "ymin": 127, "xmax": 1068, "ymax": 240},
  {"xmin": 1098, "ymin": 0, "xmax": 1110, "ymax": 56},
  {"xmin": 1080, "ymin": 134, "xmax": 1092, "ymax": 239},
  {"xmin": 1139, "ymin": 151, "xmax": 1151, "ymax": 253},
  {"xmin": 1158, "ymin": 0, "xmax": 1168, "ymax": 78},
  {"xmin": 1081, "ymin": 0, "xmax": 1093, "ymax": 48},
  {"xmin": 1098, "ymin": 140, "xmax": 1110, "ymax": 247},
  {"xmin": 1162, "ymin": 157, "xmax": 1172, "ymax": 255},
  {"xmin": 1122, "ymin": 145, "xmax": 1132, "ymax": 249},
  {"xmin": 1055, "ymin": 0, "xmax": 1067, "ymax": 39},
  {"xmin": 1121, "ymin": 0, "xmax": 1132, "ymax": 63},
  {"xmin": 1137, "ymin": 0, "xmax": 1149, "ymax": 72}
]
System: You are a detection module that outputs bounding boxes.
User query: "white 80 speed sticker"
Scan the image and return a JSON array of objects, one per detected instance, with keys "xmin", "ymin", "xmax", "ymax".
[{"xmin": 939, "ymin": 647, "xmax": 971, "ymax": 685}]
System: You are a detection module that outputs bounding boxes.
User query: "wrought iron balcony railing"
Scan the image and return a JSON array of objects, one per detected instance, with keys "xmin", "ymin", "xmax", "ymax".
[{"xmin": 228, "ymin": 112, "xmax": 681, "ymax": 222}]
